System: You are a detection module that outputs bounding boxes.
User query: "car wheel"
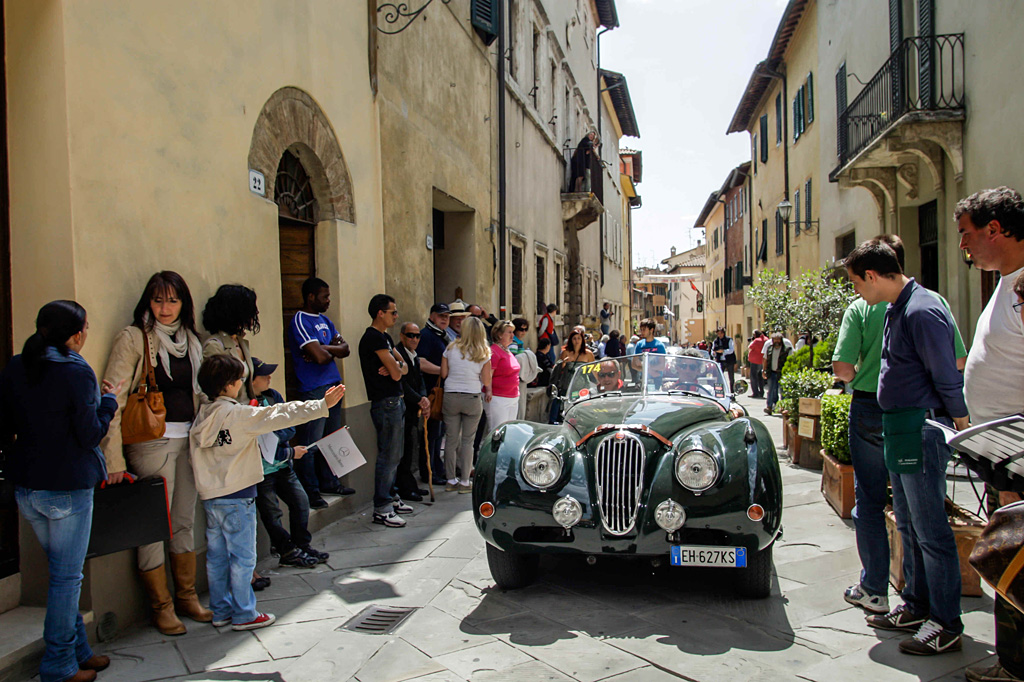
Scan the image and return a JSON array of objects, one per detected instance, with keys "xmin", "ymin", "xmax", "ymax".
[
  {"xmin": 486, "ymin": 543, "xmax": 539, "ymax": 590},
  {"xmin": 735, "ymin": 544, "xmax": 773, "ymax": 599}
]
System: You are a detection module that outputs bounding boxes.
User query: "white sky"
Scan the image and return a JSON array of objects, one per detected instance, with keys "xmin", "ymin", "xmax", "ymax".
[{"xmin": 601, "ymin": 0, "xmax": 789, "ymax": 269}]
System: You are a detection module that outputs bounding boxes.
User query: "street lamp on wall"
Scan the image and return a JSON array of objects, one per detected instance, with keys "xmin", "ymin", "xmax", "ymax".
[{"xmin": 776, "ymin": 199, "xmax": 819, "ymax": 235}]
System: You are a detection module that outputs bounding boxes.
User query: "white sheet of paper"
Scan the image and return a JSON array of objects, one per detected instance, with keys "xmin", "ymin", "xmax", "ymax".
[
  {"xmin": 258, "ymin": 432, "xmax": 279, "ymax": 464},
  {"xmin": 314, "ymin": 426, "xmax": 367, "ymax": 478}
]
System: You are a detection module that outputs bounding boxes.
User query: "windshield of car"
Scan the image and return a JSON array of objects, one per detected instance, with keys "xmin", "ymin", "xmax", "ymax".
[{"xmin": 565, "ymin": 354, "xmax": 727, "ymax": 402}]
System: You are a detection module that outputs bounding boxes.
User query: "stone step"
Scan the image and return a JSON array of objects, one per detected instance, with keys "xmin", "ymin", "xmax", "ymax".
[{"xmin": 0, "ymin": 606, "xmax": 94, "ymax": 682}]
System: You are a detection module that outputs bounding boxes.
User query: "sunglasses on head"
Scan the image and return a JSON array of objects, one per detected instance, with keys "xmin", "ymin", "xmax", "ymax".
[{"xmin": 403, "ymin": 332, "xmax": 420, "ymax": 338}]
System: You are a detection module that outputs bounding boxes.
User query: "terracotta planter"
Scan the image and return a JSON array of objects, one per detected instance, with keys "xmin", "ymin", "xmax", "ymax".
[
  {"xmin": 821, "ymin": 450, "xmax": 855, "ymax": 518},
  {"xmin": 885, "ymin": 501, "xmax": 985, "ymax": 597},
  {"xmin": 798, "ymin": 440, "xmax": 823, "ymax": 470},
  {"xmin": 789, "ymin": 424, "xmax": 804, "ymax": 464}
]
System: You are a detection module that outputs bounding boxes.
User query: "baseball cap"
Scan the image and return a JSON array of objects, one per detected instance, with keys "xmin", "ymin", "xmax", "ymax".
[
  {"xmin": 430, "ymin": 303, "xmax": 451, "ymax": 315},
  {"xmin": 251, "ymin": 357, "xmax": 278, "ymax": 377}
]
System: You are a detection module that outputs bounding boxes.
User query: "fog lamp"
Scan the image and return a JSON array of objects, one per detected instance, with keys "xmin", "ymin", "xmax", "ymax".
[
  {"xmin": 552, "ymin": 496, "xmax": 583, "ymax": 529},
  {"xmin": 654, "ymin": 499, "xmax": 686, "ymax": 532}
]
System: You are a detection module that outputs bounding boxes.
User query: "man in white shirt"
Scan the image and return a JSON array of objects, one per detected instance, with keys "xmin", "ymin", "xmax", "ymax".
[{"xmin": 957, "ymin": 187, "xmax": 1024, "ymax": 682}]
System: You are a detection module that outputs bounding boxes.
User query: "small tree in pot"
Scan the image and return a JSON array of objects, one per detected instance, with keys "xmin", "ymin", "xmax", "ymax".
[{"xmin": 820, "ymin": 394, "xmax": 855, "ymax": 518}]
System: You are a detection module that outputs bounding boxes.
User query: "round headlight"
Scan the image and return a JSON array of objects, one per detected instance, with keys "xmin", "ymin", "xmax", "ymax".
[
  {"xmin": 675, "ymin": 449, "xmax": 718, "ymax": 492},
  {"xmin": 521, "ymin": 448, "xmax": 563, "ymax": 489},
  {"xmin": 552, "ymin": 496, "xmax": 583, "ymax": 529},
  {"xmin": 654, "ymin": 499, "xmax": 686, "ymax": 532}
]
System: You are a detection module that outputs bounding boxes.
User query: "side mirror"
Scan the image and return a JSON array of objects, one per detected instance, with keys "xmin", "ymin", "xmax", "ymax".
[
  {"xmin": 548, "ymin": 384, "xmax": 561, "ymax": 400},
  {"xmin": 732, "ymin": 379, "xmax": 749, "ymax": 396}
]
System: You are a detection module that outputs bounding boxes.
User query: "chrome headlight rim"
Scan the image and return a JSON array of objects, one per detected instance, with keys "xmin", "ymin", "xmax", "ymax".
[
  {"xmin": 674, "ymin": 448, "xmax": 719, "ymax": 492},
  {"xmin": 520, "ymin": 446, "xmax": 564, "ymax": 490}
]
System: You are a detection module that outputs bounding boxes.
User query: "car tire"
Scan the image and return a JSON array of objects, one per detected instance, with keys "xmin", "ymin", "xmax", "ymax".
[
  {"xmin": 486, "ymin": 543, "xmax": 539, "ymax": 590},
  {"xmin": 735, "ymin": 544, "xmax": 773, "ymax": 599}
]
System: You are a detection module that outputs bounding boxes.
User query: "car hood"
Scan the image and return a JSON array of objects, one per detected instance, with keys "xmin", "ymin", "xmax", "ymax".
[{"xmin": 563, "ymin": 394, "xmax": 728, "ymax": 440}]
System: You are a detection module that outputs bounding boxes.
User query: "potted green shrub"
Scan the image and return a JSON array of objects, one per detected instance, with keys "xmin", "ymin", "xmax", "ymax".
[
  {"xmin": 819, "ymin": 394, "xmax": 854, "ymax": 518},
  {"xmin": 779, "ymin": 368, "xmax": 833, "ymax": 468}
]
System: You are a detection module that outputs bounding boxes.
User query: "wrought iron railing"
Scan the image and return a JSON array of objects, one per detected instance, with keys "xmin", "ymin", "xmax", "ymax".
[{"xmin": 833, "ymin": 34, "xmax": 964, "ymax": 176}]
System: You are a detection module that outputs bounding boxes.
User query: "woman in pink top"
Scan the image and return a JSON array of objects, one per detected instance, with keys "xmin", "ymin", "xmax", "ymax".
[{"xmin": 487, "ymin": 321, "xmax": 521, "ymax": 431}]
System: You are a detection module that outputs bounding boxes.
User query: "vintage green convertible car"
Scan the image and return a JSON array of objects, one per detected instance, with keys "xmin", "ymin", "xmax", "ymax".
[{"xmin": 472, "ymin": 353, "xmax": 783, "ymax": 597}]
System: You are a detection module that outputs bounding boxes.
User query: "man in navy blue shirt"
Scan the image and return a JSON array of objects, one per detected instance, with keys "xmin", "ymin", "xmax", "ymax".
[
  {"xmin": 288, "ymin": 277, "xmax": 353, "ymax": 509},
  {"xmin": 844, "ymin": 240, "xmax": 968, "ymax": 656}
]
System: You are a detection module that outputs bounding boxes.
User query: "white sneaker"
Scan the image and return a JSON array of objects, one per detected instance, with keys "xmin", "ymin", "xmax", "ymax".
[
  {"xmin": 393, "ymin": 499, "xmax": 414, "ymax": 515},
  {"xmin": 844, "ymin": 583, "xmax": 890, "ymax": 614},
  {"xmin": 373, "ymin": 511, "xmax": 407, "ymax": 528}
]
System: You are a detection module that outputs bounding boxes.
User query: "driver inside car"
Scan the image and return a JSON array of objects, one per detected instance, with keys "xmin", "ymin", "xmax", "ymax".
[{"xmin": 595, "ymin": 360, "xmax": 624, "ymax": 393}]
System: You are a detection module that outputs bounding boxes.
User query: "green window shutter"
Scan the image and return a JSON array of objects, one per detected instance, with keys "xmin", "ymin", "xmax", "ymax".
[
  {"xmin": 471, "ymin": 0, "xmax": 499, "ymax": 46},
  {"xmin": 759, "ymin": 115, "xmax": 769, "ymax": 162},
  {"xmin": 806, "ymin": 72, "xmax": 814, "ymax": 123},
  {"xmin": 793, "ymin": 95, "xmax": 800, "ymax": 141},
  {"xmin": 794, "ymin": 189, "xmax": 801, "ymax": 236},
  {"xmin": 752, "ymin": 134, "xmax": 758, "ymax": 174},
  {"xmin": 775, "ymin": 94, "xmax": 782, "ymax": 144},
  {"xmin": 805, "ymin": 179, "xmax": 812, "ymax": 226}
]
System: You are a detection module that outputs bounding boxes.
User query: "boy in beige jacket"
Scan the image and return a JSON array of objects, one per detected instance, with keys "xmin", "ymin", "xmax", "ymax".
[{"xmin": 191, "ymin": 355, "xmax": 344, "ymax": 631}]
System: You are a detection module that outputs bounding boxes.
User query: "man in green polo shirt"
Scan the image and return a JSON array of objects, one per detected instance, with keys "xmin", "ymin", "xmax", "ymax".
[{"xmin": 832, "ymin": 234, "xmax": 966, "ymax": 616}]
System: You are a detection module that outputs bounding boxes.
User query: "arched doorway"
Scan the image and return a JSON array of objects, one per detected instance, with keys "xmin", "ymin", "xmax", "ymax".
[{"xmin": 276, "ymin": 149, "xmax": 319, "ymax": 398}]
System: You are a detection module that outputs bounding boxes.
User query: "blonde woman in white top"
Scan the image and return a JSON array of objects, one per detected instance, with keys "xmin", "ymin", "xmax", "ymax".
[{"xmin": 440, "ymin": 317, "xmax": 492, "ymax": 492}]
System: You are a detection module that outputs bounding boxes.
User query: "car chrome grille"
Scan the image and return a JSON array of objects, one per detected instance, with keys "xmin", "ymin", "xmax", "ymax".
[{"xmin": 594, "ymin": 431, "xmax": 645, "ymax": 536}]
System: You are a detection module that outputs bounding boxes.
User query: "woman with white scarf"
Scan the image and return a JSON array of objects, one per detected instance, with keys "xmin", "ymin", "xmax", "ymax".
[{"xmin": 100, "ymin": 271, "xmax": 210, "ymax": 635}]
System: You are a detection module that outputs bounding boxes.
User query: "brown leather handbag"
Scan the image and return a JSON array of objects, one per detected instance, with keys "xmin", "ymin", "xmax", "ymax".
[
  {"xmin": 121, "ymin": 333, "xmax": 166, "ymax": 444},
  {"xmin": 428, "ymin": 385, "xmax": 444, "ymax": 421},
  {"xmin": 969, "ymin": 500, "xmax": 1024, "ymax": 614}
]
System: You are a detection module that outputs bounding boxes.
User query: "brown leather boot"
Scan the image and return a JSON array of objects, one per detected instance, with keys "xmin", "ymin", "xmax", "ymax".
[
  {"xmin": 170, "ymin": 551, "xmax": 213, "ymax": 622},
  {"xmin": 79, "ymin": 654, "xmax": 110, "ymax": 671},
  {"xmin": 60, "ymin": 669, "xmax": 96, "ymax": 682},
  {"xmin": 138, "ymin": 565, "xmax": 186, "ymax": 635}
]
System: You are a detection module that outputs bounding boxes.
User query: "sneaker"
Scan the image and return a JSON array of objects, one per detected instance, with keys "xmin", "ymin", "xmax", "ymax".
[
  {"xmin": 212, "ymin": 617, "xmax": 231, "ymax": 627},
  {"xmin": 445, "ymin": 481, "xmax": 459, "ymax": 492},
  {"xmin": 843, "ymin": 583, "xmax": 890, "ymax": 614},
  {"xmin": 373, "ymin": 511, "xmax": 407, "ymax": 528},
  {"xmin": 393, "ymin": 499, "xmax": 414, "ymax": 515},
  {"xmin": 308, "ymin": 494, "xmax": 328, "ymax": 510},
  {"xmin": 457, "ymin": 483, "xmax": 473, "ymax": 494},
  {"xmin": 965, "ymin": 664, "xmax": 1024, "ymax": 682},
  {"xmin": 232, "ymin": 612, "xmax": 276, "ymax": 631},
  {"xmin": 279, "ymin": 547, "xmax": 318, "ymax": 568},
  {"xmin": 866, "ymin": 604, "xmax": 928, "ymax": 631},
  {"xmin": 300, "ymin": 546, "xmax": 329, "ymax": 564},
  {"xmin": 898, "ymin": 619, "xmax": 962, "ymax": 655}
]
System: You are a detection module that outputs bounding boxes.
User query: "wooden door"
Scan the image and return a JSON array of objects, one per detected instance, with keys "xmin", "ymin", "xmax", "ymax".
[{"xmin": 279, "ymin": 217, "xmax": 315, "ymax": 399}]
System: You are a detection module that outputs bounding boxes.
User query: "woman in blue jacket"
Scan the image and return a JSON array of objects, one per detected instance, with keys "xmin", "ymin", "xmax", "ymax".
[{"xmin": 0, "ymin": 301, "xmax": 123, "ymax": 682}]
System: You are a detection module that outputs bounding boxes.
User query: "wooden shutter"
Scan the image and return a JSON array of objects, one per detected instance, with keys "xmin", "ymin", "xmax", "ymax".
[
  {"xmin": 472, "ymin": 0, "xmax": 499, "ymax": 45},
  {"xmin": 806, "ymin": 72, "xmax": 814, "ymax": 123},
  {"xmin": 775, "ymin": 94, "xmax": 782, "ymax": 144},
  {"xmin": 793, "ymin": 93, "xmax": 800, "ymax": 141},
  {"xmin": 918, "ymin": 0, "xmax": 935, "ymax": 108},
  {"xmin": 752, "ymin": 134, "xmax": 758, "ymax": 174},
  {"xmin": 805, "ymin": 179, "xmax": 812, "ymax": 228},
  {"xmin": 794, "ymin": 189, "xmax": 801, "ymax": 236},
  {"xmin": 889, "ymin": 0, "xmax": 903, "ymax": 54},
  {"xmin": 759, "ymin": 115, "xmax": 769, "ymax": 162},
  {"xmin": 836, "ymin": 63, "xmax": 848, "ymax": 158}
]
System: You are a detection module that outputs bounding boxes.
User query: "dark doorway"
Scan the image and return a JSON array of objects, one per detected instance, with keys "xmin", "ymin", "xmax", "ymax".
[
  {"xmin": 918, "ymin": 200, "xmax": 939, "ymax": 291},
  {"xmin": 431, "ymin": 190, "xmax": 476, "ymax": 306},
  {"xmin": 276, "ymin": 151, "xmax": 319, "ymax": 399}
]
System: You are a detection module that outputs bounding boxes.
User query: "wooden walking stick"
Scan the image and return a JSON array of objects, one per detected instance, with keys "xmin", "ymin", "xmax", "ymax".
[{"xmin": 423, "ymin": 414, "xmax": 435, "ymax": 502}]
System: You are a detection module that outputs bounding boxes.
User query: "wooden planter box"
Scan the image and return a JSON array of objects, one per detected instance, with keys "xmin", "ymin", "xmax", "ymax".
[
  {"xmin": 781, "ymin": 411, "xmax": 790, "ymax": 448},
  {"xmin": 821, "ymin": 450, "xmax": 855, "ymax": 518},
  {"xmin": 885, "ymin": 501, "xmax": 985, "ymax": 597},
  {"xmin": 792, "ymin": 398, "xmax": 823, "ymax": 470}
]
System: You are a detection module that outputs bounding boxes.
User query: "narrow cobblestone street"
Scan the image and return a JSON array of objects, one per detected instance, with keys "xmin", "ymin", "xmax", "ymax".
[{"xmin": 21, "ymin": 396, "xmax": 992, "ymax": 682}]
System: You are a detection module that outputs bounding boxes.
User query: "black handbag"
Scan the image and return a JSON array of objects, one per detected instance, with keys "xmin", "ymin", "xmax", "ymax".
[{"xmin": 86, "ymin": 474, "xmax": 171, "ymax": 559}]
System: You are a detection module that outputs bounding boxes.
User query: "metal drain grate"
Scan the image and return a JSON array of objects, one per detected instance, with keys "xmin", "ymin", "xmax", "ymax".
[{"xmin": 340, "ymin": 605, "xmax": 418, "ymax": 634}]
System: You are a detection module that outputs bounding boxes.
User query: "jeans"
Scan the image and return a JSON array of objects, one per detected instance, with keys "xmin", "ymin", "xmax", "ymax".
[
  {"xmin": 16, "ymin": 487, "xmax": 95, "ymax": 682},
  {"xmin": 765, "ymin": 370, "xmax": 781, "ymax": 410},
  {"xmin": 890, "ymin": 420, "xmax": 963, "ymax": 633},
  {"xmin": 203, "ymin": 498, "xmax": 258, "ymax": 625},
  {"xmin": 370, "ymin": 396, "xmax": 406, "ymax": 513},
  {"xmin": 255, "ymin": 466, "xmax": 311, "ymax": 554},
  {"xmin": 125, "ymin": 436, "xmax": 196, "ymax": 571},
  {"xmin": 294, "ymin": 384, "xmax": 343, "ymax": 495},
  {"xmin": 849, "ymin": 396, "xmax": 889, "ymax": 597},
  {"xmin": 749, "ymin": 362, "xmax": 764, "ymax": 397}
]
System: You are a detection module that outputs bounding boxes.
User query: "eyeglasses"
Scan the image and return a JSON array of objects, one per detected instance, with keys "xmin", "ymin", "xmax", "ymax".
[
  {"xmin": 597, "ymin": 371, "xmax": 618, "ymax": 378},
  {"xmin": 516, "ymin": 327, "xmax": 528, "ymax": 332},
  {"xmin": 388, "ymin": 310, "xmax": 399, "ymax": 316},
  {"xmin": 1014, "ymin": 300, "xmax": 1024, "ymax": 313},
  {"xmin": 403, "ymin": 332, "xmax": 420, "ymax": 338}
]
